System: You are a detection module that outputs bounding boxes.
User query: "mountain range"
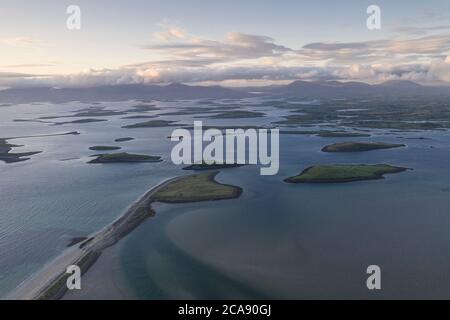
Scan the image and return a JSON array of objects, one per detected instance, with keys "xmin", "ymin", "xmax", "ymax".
[{"xmin": 0, "ymin": 80, "xmax": 448, "ymax": 103}]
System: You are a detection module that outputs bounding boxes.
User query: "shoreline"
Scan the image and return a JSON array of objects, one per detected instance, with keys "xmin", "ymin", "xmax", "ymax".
[{"xmin": 6, "ymin": 176, "xmax": 182, "ymax": 300}]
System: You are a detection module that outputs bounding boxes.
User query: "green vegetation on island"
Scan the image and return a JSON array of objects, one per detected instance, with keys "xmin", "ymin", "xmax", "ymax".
[
  {"xmin": 272, "ymin": 96, "xmax": 450, "ymax": 131},
  {"xmin": 183, "ymin": 161, "xmax": 245, "ymax": 171},
  {"xmin": 88, "ymin": 152, "xmax": 162, "ymax": 163},
  {"xmin": 285, "ymin": 164, "xmax": 408, "ymax": 183},
  {"xmin": 322, "ymin": 142, "xmax": 405, "ymax": 152},
  {"xmin": 152, "ymin": 171, "xmax": 242, "ymax": 203},
  {"xmin": 89, "ymin": 146, "xmax": 122, "ymax": 151}
]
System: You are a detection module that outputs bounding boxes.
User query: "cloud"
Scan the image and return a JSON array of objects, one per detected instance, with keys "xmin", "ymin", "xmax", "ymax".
[
  {"xmin": 392, "ymin": 25, "xmax": 450, "ymax": 36},
  {"xmin": 2, "ymin": 28, "xmax": 450, "ymax": 88},
  {"xmin": 0, "ymin": 37, "xmax": 43, "ymax": 47},
  {"xmin": 153, "ymin": 26, "xmax": 186, "ymax": 42},
  {"xmin": 143, "ymin": 31, "xmax": 292, "ymax": 64},
  {"xmin": 0, "ymin": 64, "xmax": 55, "ymax": 68},
  {"xmin": 0, "ymin": 72, "xmax": 41, "ymax": 79}
]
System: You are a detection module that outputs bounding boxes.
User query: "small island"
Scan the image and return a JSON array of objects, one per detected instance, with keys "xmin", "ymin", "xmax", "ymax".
[
  {"xmin": 89, "ymin": 146, "xmax": 122, "ymax": 151},
  {"xmin": 204, "ymin": 110, "xmax": 266, "ymax": 119},
  {"xmin": 88, "ymin": 152, "xmax": 162, "ymax": 163},
  {"xmin": 322, "ymin": 142, "xmax": 405, "ymax": 152},
  {"xmin": 183, "ymin": 161, "xmax": 245, "ymax": 171},
  {"xmin": 121, "ymin": 115, "xmax": 159, "ymax": 119},
  {"xmin": 125, "ymin": 104, "xmax": 159, "ymax": 113},
  {"xmin": 114, "ymin": 137, "xmax": 134, "ymax": 142},
  {"xmin": 152, "ymin": 171, "xmax": 242, "ymax": 203},
  {"xmin": 122, "ymin": 120, "xmax": 182, "ymax": 128},
  {"xmin": 53, "ymin": 119, "xmax": 107, "ymax": 126},
  {"xmin": 285, "ymin": 164, "xmax": 408, "ymax": 183},
  {"xmin": 317, "ymin": 131, "xmax": 371, "ymax": 138}
]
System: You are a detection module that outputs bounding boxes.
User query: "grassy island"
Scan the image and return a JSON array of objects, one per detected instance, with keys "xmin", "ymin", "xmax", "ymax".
[
  {"xmin": 285, "ymin": 164, "xmax": 408, "ymax": 183},
  {"xmin": 89, "ymin": 146, "xmax": 122, "ymax": 151},
  {"xmin": 322, "ymin": 142, "xmax": 405, "ymax": 152},
  {"xmin": 183, "ymin": 161, "xmax": 244, "ymax": 171},
  {"xmin": 152, "ymin": 171, "xmax": 242, "ymax": 203},
  {"xmin": 114, "ymin": 137, "xmax": 134, "ymax": 142},
  {"xmin": 88, "ymin": 152, "xmax": 162, "ymax": 163}
]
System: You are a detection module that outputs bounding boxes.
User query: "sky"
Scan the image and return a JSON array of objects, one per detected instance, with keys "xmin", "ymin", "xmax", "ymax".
[{"xmin": 1, "ymin": 0, "xmax": 450, "ymax": 88}]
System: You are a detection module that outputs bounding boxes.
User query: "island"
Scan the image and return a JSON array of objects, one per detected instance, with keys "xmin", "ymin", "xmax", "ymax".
[
  {"xmin": 122, "ymin": 120, "xmax": 182, "ymax": 128},
  {"xmin": 88, "ymin": 152, "xmax": 162, "ymax": 163},
  {"xmin": 114, "ymin": 137, "xmax": 134, "ymax": 142},
  {"xmin": 89, "ymin": 146, "xmax": 122, "ymax": 151},
  {"xmin": 280, "ymin": 130, "xmax": 319, "ymax": 135},
  {"xmin": 53, "ymin": 119, "xmax": 107, "ymax": 126},
  {"xmin": 317, "ymin": 131, "xmax": 371, "ymax": 138},
  {"xmin": 121, "ymin": 115, "xmax": 158, "ymax": 119},
  {"xmin": 0, "ymin": 138, "xmax": 42, "ymax": 163},
  {"xmin": 285, "ymin": 164, "xmax": 408, "ymax": 183},
  {"xmin": 152, "ymin": 171, "xmax": 242, "ymax": 203},
  {"xmin": 124, "ymin": 104, "xmax": 159, "ymax": 113},
  {"xmin": 183, "ymin": 161, "xmax": 245, "ymax": 170},
  {"xmin": 322, "ymin": 142, "xmax": 405, "ymax": 152}
]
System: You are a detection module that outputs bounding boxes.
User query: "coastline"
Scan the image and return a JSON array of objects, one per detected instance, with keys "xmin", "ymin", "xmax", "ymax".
[{"xmin": 6, "ymin": 176, "xmax": 181, "ymax": 300}]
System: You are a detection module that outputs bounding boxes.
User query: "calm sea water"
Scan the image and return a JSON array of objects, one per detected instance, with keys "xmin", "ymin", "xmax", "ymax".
[{"xmin": 2, "ymin": 99, "xmax": 450, "ymax": 299}]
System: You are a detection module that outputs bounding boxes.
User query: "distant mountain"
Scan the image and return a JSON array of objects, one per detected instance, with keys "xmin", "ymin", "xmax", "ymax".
[
  {"xmin": 1, "ymin": 80, "xmax": 449, "ymax": 103},
  {"xmin": 0, "ymin": 83, "xmax": 250, "ymax": 103},
  {"xmin": 263, "ymin": 80, "xmax": 450, "ymax": 98},
  {"xmin": 378, "ymin": 80, "xmax": 424, "ymax": 89}
]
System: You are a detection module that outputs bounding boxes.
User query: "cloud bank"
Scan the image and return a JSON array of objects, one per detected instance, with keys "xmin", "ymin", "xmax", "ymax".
[{"xmin": 1, "ymin": 26, "xmax": 450, "ymax": 88}]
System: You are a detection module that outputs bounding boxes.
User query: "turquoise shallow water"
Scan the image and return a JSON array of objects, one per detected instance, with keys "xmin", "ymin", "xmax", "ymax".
[{"xmin": 2, "ymin": 99, "xmax": 450, "ymax": 299}]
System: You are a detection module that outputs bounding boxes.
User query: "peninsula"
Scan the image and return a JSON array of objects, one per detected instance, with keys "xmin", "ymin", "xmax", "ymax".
[{"xmin": 7, "ymin": 172, "xmax": 242, "ymax": 300}]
